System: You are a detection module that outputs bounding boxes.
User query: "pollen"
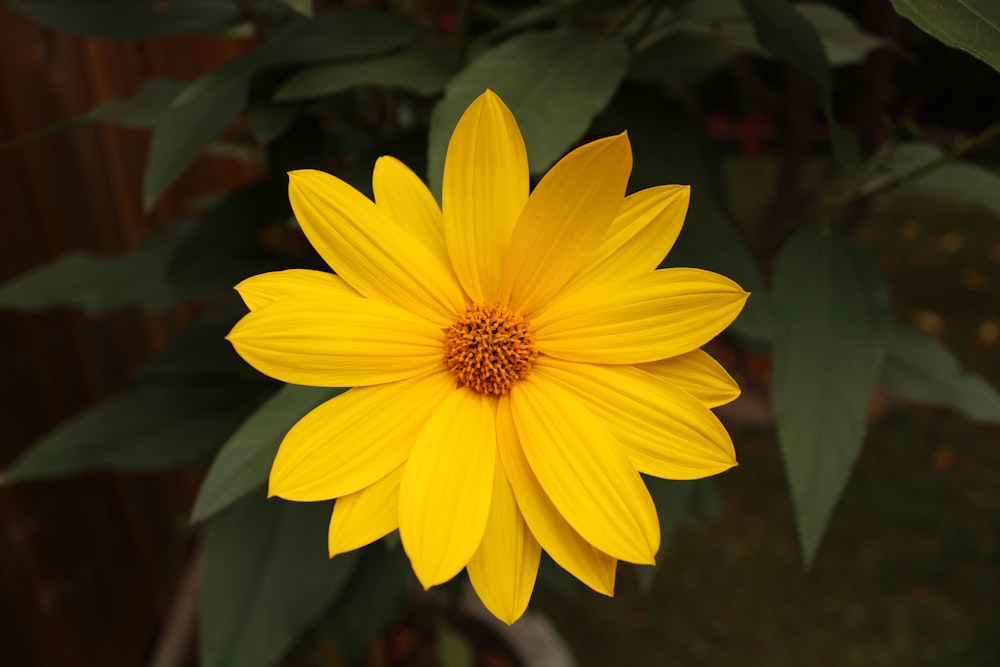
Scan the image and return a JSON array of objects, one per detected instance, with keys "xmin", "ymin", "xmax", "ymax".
[{"xmin": 444, "ymin": 303, "xmax": 538, "ymax": 396}]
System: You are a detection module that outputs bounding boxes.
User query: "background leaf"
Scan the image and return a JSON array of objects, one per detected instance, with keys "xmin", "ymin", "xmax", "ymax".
[
  {"xmin": 868, "ymin": 142, "xmax": 1000, "ymax": 219},
  {"xmin": 7, "ymin": 0, "xmax": 241, "ymax": 37},
  {"xmin": 274, "ymin": 47, "xmax": 456, "ymax": 101},
  {"xmin": 428, "ymin": 28, "xmax": 628, "ymax": 196},
  {"xmin": 890, "ymin": 0, "xmax": 1000, "ymax": 74},
  {"xmin": 739, "ymin": 0, "xmax": 831, "ymax": 100},
  {"xmin": 0, "ymin": 220, "xmax": 214, "ymax": 315},
  {"xmin": 883, "ymin": 324, "xmax": 1000, "ymax": 424},
  {"xmin": 1, "ymin": 379, "xmax": 268, "ymax": 483},
  {"xmin": 771, "ymin": 222, "xmax": 890, "ymax": 564},
  {"xmin": 192, "ymin": 384, "xmax": 345, "ymax": 523},
  {"xmin": 200, "ymin": 494, "xmax": 361, "ymax": 667}
]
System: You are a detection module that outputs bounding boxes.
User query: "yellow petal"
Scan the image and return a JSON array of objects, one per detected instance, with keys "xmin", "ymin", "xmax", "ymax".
[
  {"xmin": 565, "ymin": 185, "xmax": 690, "ymax": 293},
  {"xmin": 533, "ymin": 359, "xmax": 737, "ymax": 479},
  {"xmin": 532, "ymin": 268, "xmax": 749, "ymax": 364},
  {"xmin": 502, "ymin": 133, "xmax": 632, "ymax": 316},
  {"xmin": 268, "ymin": 372, "xmax": 454, "ymax": 501},
  {"xmin": 496, "ymin": 396, "xmax": 617, "ymax": 596},
  {"xmin": 372, "ymin": 156, "xmax": 449, "ymax": 267},
  {"xmin": 235, "ymin": 269, "xmax": 358, "ymax": 311},
  {"xmin": 509, "ymin": 377, "xmax": 660, "ymax": 564},
  {"xmin": 638, "ymin": 349, "xmax": 741, "ymax": 408},
  {"xmin": 328, "ymin": 463, "xmax": 403, "ymax": 557},
  {"xmin": 399, "ymin": 387, "xmax": 497, "ymax": 588},
  {"xmin": 442, "ymin": 90, "xmax": 528, "ymax": 302},
  {"xmin": 226, "ymin": 295, "xmax": 444, "ymax": 388},
  {"xmin": 288, "ymin": 169, "xmax": 465, "ymax": 326},
  {"xmin": 467, "ymin": 454, "xmax": 541, "ymax": 625}
]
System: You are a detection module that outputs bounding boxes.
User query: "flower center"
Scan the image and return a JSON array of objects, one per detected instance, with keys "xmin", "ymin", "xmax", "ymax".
[{"xmin": 444, "ymin": 303, "xmax": 538, "ymax": 396}]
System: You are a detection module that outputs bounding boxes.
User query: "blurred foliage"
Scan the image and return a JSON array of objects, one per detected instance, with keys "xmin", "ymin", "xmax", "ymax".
[{"xmin": 3, "ymin": 0, "xmax": 1000, "ymax": 665}]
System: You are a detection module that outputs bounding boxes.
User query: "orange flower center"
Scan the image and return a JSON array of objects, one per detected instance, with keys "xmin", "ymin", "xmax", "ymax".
[{"xmin": 444, "ymin": 303, "xmax": 538, "ymax": 396}]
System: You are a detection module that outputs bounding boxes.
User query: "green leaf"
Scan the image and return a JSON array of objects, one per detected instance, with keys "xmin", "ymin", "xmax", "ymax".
[
  {"xmin": 0, "ymin": 220, "xmax": 213, "ymax": 315},
  {"xmin": 166, "ymin": 179, "xmax": 291, "ymax": 288},
  {"xmin": 797, "ymin": 2, "xmax": 885, "ymax": 66},
  {"xmin": 173, "ymin": 9, "xmax": 416, "ymax": 107},
  {"xmin": 134, "ymin": 302, "xmax": 252, "ymax": 381},
  {"xmin": 598, "ymin": 91, "xmax": 773, "ymax": 342},
  {"xmin": 771, "ymin": 222, "xmax": 890, "ymax": 564},
  {"xmin": 143, "ymin": 9, "xmax": 416, "ymax": 209},
  {"xmin": 637, "ymin": 478, "xmax": 698, "ymax": 591},
  {"xmin": 630, "ymin": 32, "xmax": 744, "ymax": 84},
  {"xmin": 317, "ymin": 542, "xmax": 410, "ymax": 664},
  {"xmin": 890, "ymin": 0, "xmax": 1000, "ymax": 74},
  {"xmin": 8, "ymin": 0, "xmax": 241, "ymax": 37},
  {"xmin": 883, "ymin": 324, "xmax": 1000, "ymax": 424},
  {"xmin": 2, "ymin": 379, "xmax": 267, "ymax": 484},
  {"xmin": 143, "ymin": 81, "xmax": 248, "ymax": 210},
  {"xmin": 739, "ymin": 0, "xmax": 831, "ymax": 99},
  {"xmin": 428, "ymin": 28, "xmax": 629, "ymax": 196},
  {"xmin": 200, "ymin": 495, "xmax": 361, "ymax": 667},
  {"xmin": 275, "ymin": 47, "xmax": 457, "ymax": 101},
  {"xmin": 869, "ymin": 142, "xmax": 1000, "ymax": 219},
  {"xmin": 436, "ymin": 620, "xmax": 474, "ymax": 667},
  {"xmin": 192, "ymin": 384, "xmax": 345, "ymax": 523},
  {"xmin": 738, "ymin": 0, "xmax": 861, "ymax": 168},
  {"xmin": 88, "ymin": 78, "xmax": 185, "ymax": 127}
]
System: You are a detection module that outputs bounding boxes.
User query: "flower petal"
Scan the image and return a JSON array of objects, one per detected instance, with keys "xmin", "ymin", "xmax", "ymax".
[
  {"xmin": 288, "ymin": 169, "xmax": 465, "ymax": 326},
  {"xmin": 372, "ymin": 155, "xmax": 449, "ymax": 267},
  {"xmin": 496, "ymin": 396, "xmax": 617, "ymax": 596},
  {"xmin": 565, "ymin": 185, "xmax": 690, "ymax": 293},
  {"xmin": 227, "ymin": 295, "xmax": 445, "ymax": 388},
  {"xmin": 268, "ymin": 372, "xmax": 454, "ymax": 501},
  {"xmin": 328, "ymin": 463, "xmax": 403, "ymax": 557},
  {"xmin": 467, "ymin": 454, "xmax": 541, "ymax": 625},
  {"xmin": 442, "ymin": 90, "xmax": 528, "ymax": 302},
  {"xmin": 638, "ymin": 349, "xmax": 741, "ymax": 408},
  {"xmin": 509, "ymin": 376, "xmax": 660, "ymax": 564},
  {"xmin": 235, "ymin": 269, "xmax": 358, "ymax": 311},
  {"xmin": 533, "ymin": 359, "xmax": 737, "ymax": 479},
  {"xmin": 502, "ymin": 133, "xmax": 632, "ymax": 316},
  {"xmin": 532, "ymin": 268, "xmax": 749, "ymax": 364},
  {"xmin": 399, "ymin": 387, "xmax": 497, "ymax": 588}
]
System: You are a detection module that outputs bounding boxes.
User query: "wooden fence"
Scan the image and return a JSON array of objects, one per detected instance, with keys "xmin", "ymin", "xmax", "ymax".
[{"xmin": 0, "ymin": 5, "xmax": 257, "ymax": 665}]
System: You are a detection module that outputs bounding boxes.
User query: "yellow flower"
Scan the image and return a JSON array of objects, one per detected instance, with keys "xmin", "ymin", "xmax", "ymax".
[{"xmin": 227, "ymin": 90, "xmax": 748, "ymax": 624}]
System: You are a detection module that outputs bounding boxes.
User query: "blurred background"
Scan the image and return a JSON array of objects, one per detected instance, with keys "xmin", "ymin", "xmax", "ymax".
[{"xmin": 1, "ymin": 1, "xmax": 997, "ymax": 665}]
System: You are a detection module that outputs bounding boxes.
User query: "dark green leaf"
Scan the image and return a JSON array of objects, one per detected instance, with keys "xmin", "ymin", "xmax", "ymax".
[
  {"xmin": 883, "ymin": 324, "xmax": 1000, "ymax": 424},
  {"xmin": 636, "ymin": 478, "xmax": 698, "ymax": 591},
  {"xmin": 598, "ymin": 92, "xmax": 773, "ymax": 342},
  {"xmin": 192, "ymin": 384, "xmax": 345, "ymax": 523},
  {"xmin": 428, "ymin": 29, "xmax": 629, "ymax": 196},
  {"xmin": 436, "ymin": 620, "xmax": 475, "ymax": 667},
  {"xmin": 739, "ymin": 0, "xmax": 831, "ymax": 100},
  {"xmin": 0, "ymin": 220, "xmax": 214, "ymax": 315},
  {"xmin": 134, "ymin": 302, "xmax": 252, "ymax": 381},
  {"xmin": 275, "ymin": 47, "xmax": 456, "ymax": 101},
  {"xmin": 143, "ymin": 81, "xmax": 248, "ymax": 210},
  {"xmin": 797, "ymin": 2, "xmax": 885, "ymax": 66},
  {"xmin": 630, "ymin": 32, "xmax": 743, "ymax": 84},
  {"xmin": 173, "ymin": 9, "xmax": 416, "ymax": 107},
  {"xmin": 200, "ymin": 495, "xmax": 361, "ymax": 667},
  {"xmin": 88, "ymin": 78, "xmax": 184, "ymax": 127},
  {"xmin": 166, "ymin": 179, "xmax": 291, "ymax": 288},
  {"xmin": 8, "ymin": 0, "xmax": 241, "ymax": 37},
  {"xmin": 2, "ymin": 379, "xmax": 267, "ymax": 484},
  {"xmin": 890, "ymin": 0, "xmax": 1000, "ymax": 74},
  {"xmin": 771, "ymin": 222, "xmax": 890, "ymax": 564},
  {"xmin": 869, "ymin": 142, "xmax": 1000, "ymax": 219},
  {"xmin": 317, "ymin": 542, "xmax": 409, "ymax": 664}
]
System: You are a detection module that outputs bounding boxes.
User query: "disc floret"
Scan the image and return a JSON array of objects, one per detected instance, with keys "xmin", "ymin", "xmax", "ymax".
[{"xmin": 444, "ymin": 303, "xmax": 538, "ymax": 396}]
